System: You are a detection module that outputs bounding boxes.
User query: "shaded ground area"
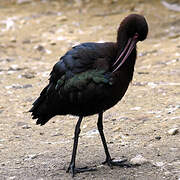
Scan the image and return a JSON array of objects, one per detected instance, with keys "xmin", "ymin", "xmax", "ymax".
[{"xmin": 0, "ymin": 0, "xmax": 179, "ymax": 179}]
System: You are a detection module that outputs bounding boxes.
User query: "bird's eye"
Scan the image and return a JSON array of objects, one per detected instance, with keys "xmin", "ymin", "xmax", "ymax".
[{"xmin": 134, "ymin": 33, "xmax": 139, "ymax": 39}]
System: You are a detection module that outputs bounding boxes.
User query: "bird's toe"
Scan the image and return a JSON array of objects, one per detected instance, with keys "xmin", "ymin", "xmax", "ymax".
[
  {"xmin": 103, "ymin": 157, "xmax": 135, "ymax": 168},
  {"xmin": 66, "ymin": 164, "xmax": 96, "ymax": 177}
]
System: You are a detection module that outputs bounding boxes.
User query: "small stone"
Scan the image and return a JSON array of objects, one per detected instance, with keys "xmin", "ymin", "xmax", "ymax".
[
  {"xmin": 155, "ymin": 136, "xmax": 161, "ymax": 140},
  {"xmin": 6, "ymin": 84, "xmax": 32, "ymax": 89},
  {"xmin": 130, "ymin": 106, "xmax": 141, "ymax": 111},
  {"xmin": 50, "ymin": 41, "xmax": 56, "ymax": 46},
  {"xmin": 148, "ymin": 82, "xmax": 158, "ymax": 88},
  {"xmin": 153, "ymin": 161, "xmax": 164, "ymax": 167},
  {"xmin": 130, "ymin": 155, "xmax": 148, "ymax": 165},
  {"xmin": 85, "ymin": 129, "xmax": 98, "ymax": 137},
  {"xmin": 51, "ymin": 132, "xmax": 62, "ymax": 137},
  {"xmin": 22, "ymin": 84, "xmax": 32, "ymax": 88},
  {"xmin": 22, "ymin": 72, "xmax": 35, "ymax": 79},
  {"xmin": 25, "ymin": 97, "xmax": 34, "ymax": 102},
  {"xmin": 170, "ymin": 147, "xmax": 179, "ymax": 152},
  {"xmin": 6, "ymin": 58, "xmax": 15, "ymax": 62},
  {"xmin": 34, "ymin": 44, "xmax": 51, "ymax": 54},
  {"xmin": 137, "ymin": 72, "xmax": 149, "ymax": 74},
  {"xmin": 9, "ymin": 64, "xmax": 20, "ymax": 71},
  {"xmin": 164, "ymin": 171, "xmax": 171, "ymax": 176},
  {"xmin": 17, "ymin": 122, "xmax": 28, "ymax": 127},
  {"xmin": 8, "ymin": 176, "xmax": 16, "ymax": 180},
  {"xmin": 17, "ymin": 0, "xmax": 32, "ymax": 4},
  {"xmin": 168, "ymin": 128, "xmax": 179, "ymax": 135},
  {"xmin": 10, "ymin": 37, "xmax": 16, "ymax": 43},
  {"xmin": 22, "ymin": 125, "xmax": 31, "ymax": 129},
  {"xmin": 34, "ymin": 44, "xmax": 45, "ymax": 52},
  {"xmin": 15, "ymin": 161, "xmax": 21, "ymax": 164},
  {"xmin": 161, "ymin": 1, "xmax": 180, "ymax": 12},
  {"xmin": 24, "ymin": 154, "xmax": 39, "ymax": 161},
  {"xmin": 22, "ymin": 39, "xmax": 31, "ymax": 44},
  {"xmin": 57, "ymin": 16, "xmax": 68, "ymax": 22}
]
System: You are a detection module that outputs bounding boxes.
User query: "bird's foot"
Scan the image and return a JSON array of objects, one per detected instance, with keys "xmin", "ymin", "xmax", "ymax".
[
  {"xmin": 66, "ymin": 163, "xmax": 96, "ymax": 177},
  {"xmin": 102, "ymin": 157, "xmax": 134, "ymax": 168}
]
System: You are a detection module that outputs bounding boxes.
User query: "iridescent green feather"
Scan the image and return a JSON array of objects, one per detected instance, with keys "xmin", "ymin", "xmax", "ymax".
[{"xmin": 56, "ymin": 70, "xmax": 112, "ymax": 92}]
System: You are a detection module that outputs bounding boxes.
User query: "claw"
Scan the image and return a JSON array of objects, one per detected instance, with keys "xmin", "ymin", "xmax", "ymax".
[
  {"xmin": 66, "ymin": 164, "xmax": 97, "ymax": 177},
  {"xmin": 66, "ymin": 163, "xmax": 75, "ymax": 177}
]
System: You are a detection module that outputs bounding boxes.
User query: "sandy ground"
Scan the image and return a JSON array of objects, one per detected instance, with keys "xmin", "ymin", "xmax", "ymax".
[{"xmin": 0, "ymin": 0, "xmax": 180, "ymax": 179}]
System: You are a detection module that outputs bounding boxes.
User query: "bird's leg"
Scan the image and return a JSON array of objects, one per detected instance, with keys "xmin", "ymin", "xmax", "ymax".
[
  {"xmin": 97, "ymin": 112, "xmax": 132, "ymax": 168},
  {"xmin": 97, "ymin": 112, "xmax": 112, "ymax": 167},
  {"xmin": 66, "ymin": 116, "xmax": 96, "ymax": 177}
]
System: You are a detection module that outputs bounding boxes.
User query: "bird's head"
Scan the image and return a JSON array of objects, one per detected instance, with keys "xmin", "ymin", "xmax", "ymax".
[
  {"xmin": 121, "ymin": 14, "xmax": 148, "ymax": 41},
  {"xmin": 113, "ymin": 14, "xmax": 148, "ymax": 72}
]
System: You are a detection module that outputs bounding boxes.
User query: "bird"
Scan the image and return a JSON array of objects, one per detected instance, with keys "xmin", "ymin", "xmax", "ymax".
[{"xmin": 29, "ymin": 14, "xmax": 148, "ymax": 177}]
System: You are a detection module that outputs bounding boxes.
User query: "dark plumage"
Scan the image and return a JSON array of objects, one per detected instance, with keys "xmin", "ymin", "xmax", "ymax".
[{"xmin": 30, "ymin": 14, "xmax": 148, "ymax": 176}]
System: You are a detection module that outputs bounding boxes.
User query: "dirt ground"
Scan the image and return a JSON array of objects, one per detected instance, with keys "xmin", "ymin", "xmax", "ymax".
[{"xmin": 0, "ymin": 0, "xmax": 179, "ymax": 179}]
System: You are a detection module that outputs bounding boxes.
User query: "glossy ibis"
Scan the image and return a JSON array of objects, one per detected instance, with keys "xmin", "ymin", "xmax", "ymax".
[{"xmin": 30, "ymin": 14, "xmax": 148, "ymax": 176}]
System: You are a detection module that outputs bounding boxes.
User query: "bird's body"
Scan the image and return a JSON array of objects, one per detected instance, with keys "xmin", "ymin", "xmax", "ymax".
[
  {"xmin": 31, "ymin": 42, "xmax": 136, "ymax": 124},
  {"xmin": 30, "ymin": 14, "xmax": 148, "ymax": 176}
]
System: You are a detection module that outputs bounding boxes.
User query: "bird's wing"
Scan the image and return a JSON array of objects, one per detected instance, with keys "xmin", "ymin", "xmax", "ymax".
[
  {"xmin": 48, "ymin": 43, "xmax": 112, "ymax": 86},
  {"xmin": 47, "ymin": 42, "xmax": 114, "ymax": 102},
  {"xmin": 30, "ymin": 42, "xmax": 115, "ymax": 123},
  {"xmin": 50, "ymin": 43, "xmax": 111, "ymax": 81}
]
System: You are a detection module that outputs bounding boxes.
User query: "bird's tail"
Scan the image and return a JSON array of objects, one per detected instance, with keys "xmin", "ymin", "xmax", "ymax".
[{"xmin": 29, "ymin": 84, "xmax": 55, "ymax": 125}]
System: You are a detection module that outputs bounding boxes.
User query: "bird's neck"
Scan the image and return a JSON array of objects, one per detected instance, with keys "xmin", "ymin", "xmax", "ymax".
[
  {"xmin": 111, "ymin": 29, "xmax": 137, "ymax": 82},
  {"xmin": 115, "ymin": 29, "xmax": 137, "ymax": 68},
  {"xmin": 116, "ymin": 29, "xmax": 129, "ymax": 56}
]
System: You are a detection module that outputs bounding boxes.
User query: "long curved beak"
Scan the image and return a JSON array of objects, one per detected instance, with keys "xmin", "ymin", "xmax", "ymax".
[{"xmin": 112, "ymin": 35, "xmax": 138, "ymax": 73}]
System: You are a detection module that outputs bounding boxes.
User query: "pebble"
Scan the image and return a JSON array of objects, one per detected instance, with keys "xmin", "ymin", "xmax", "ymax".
[
  {"xmin": 130, "ymin": 155, "xmax": 148, "ymax": 165},
  {"xmin": 84, "ymin": 129, "xmax": 98, "ymax": 137},
  {"xmin": 10, "ymin": 37, "xmax": 16, "ymax": 43},
  {"xmin": 1, "ymin": 163, "xmax": 5, "ymax": 166},
  {"xmin": 153, "ymin": 161, "xmax": 165, "ymax": 167},
  {"xmin": 24, "ymin": 154, "xmax": 39, "ymax": 161},
  {"xmin": 161, "ymin": 1, "xmax": 180, "ymax": 12},
  {"xmin": 155, "ymin": 136, "xmax": 161, "ymax": 140},
  {"xmin": 22, "ymin": 72, "xmax": 35, "ymax": 79},
  {"xmin": 50, "ymin": 41, "xmax": 56, "ymax": 45},
  {"xmin": 34, "ymin": 44, "xmax": 45, "ymax": 52},
  {"xmin": 9, "ymin": 64, "xmax": 21, "ymax": 71},
  {"xmin": 34, "ymin": 44, "xmax": 52, "ymax": 54},
  {"xmin": 5, "ymin": 84, "xmax": 32, "ymax": 89},
  {"xmin": 25, "ymin": 97, "xmax": 34, "ymax": 102},
  {"xmin": 51, "ymin": 132, "xmax": 62, "ymax": 137},
  {"xmin": 148, "ymin": 82, "xmax": 158, "ymax": 88},
  {"xmin": 22, "ymin": 39, "xmax": 31, "ymax": 44},
  {"xmin": 130, "ymin": 106, "xmax": 141, "ymax": 111},
  {"xmin": 22, "ymin": 84, "xmax": 32, "ymax": 88},
  {"xmin": 17, "ymin": 0, "xmax": 32, "ymax": 4},
  {"xmin": 7, "ymin": 176, "xmax": 16, "ymax": 180},
  {"xmin": 22, "ymin": 125, "xmax": 31, "ymax": 129},
  {"xmin": 168, "ymin": 128, "xmax": 179, "ymax": 135},
  {"xmin": 57, "ymin": 16, "xmax": 68, "ymax": 22},
  {"xmin": 5, "ymin": 58, "xmax": 15, "ymax": 62},
  {"xmin": 170, "ymin": 147, "xmax": 179, "ymax": 152},
  {"xmin": 17, "ymin": 122, "xmax": 28, "ymax": 127}
]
